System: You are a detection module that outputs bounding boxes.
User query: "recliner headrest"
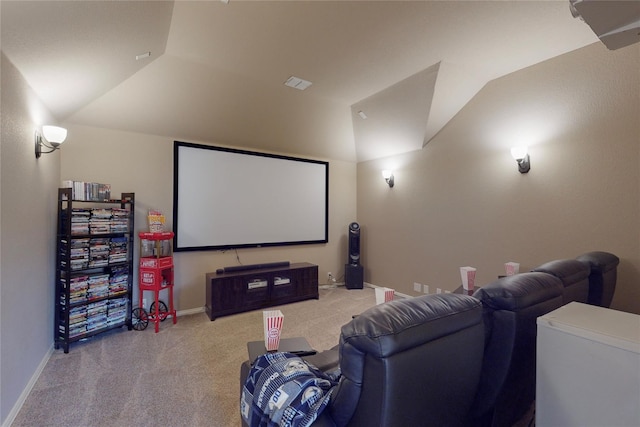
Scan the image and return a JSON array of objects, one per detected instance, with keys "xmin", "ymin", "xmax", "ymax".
[
  {"xmin": 340, "ymin": 293, "xmax": 482, "ymax": 358},
  {"xmin": 472, "ymin": 272, "xmax": 563, "ymax": 311},
  {"xmin": 532, "ymin": 259, "xmax": 590, "ymax": 285}
]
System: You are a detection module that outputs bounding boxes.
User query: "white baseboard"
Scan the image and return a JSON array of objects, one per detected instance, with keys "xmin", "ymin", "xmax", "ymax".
[
  {"xmin": 177, "ymin": 306, "xmax": 205, "ymax": 317},
  {"xmin": 3, "ymin": 344, "xmax": 54, "ymax": 427},
  {"xmin": 318, "ymin": 281, "xmax": 412, "ymax": 300},
  {"xmin": 364, "ymin": 282, "xmax": 412, "ymax": 299},
  {"xmin": 318, "ymin": 282, "xmax": 345, "ymax": 290}
]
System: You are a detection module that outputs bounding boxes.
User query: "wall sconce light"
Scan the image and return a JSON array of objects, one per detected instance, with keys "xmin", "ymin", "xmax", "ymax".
[
  {"xmin": 510, "ymin": 146, "xmax": 530, "ymax": 174},
  {"xmin": 35, "ymin": 125, "xmax": 67, "ymax": 159},
  {"xmin": 382, "ymin": 170, "xmax": 395, "ymax": 188}
]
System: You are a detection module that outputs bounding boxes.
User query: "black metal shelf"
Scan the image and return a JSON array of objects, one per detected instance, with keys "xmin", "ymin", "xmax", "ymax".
[{"xmin": 54, "ymin": 188, "xmax": 135, "ymax": 353}]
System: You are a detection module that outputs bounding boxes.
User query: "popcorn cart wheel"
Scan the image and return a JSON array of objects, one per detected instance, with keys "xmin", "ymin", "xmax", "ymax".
[
  {"xmin": 150, "ymin": 300, "xmax": 169, "ymax": 322},
  {"xmin": 132, "ymin": 307, "xmax": 149, "ymax": 331}
]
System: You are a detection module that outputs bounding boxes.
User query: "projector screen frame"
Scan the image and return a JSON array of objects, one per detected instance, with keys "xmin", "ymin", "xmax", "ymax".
[{"xmin": 173, "ymin": 141, "xmax": 329, "ymax": 252}]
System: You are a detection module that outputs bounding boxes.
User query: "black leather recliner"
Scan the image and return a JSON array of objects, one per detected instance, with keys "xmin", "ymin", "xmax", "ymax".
[
  {"xmin": 241, "ymin": 293, "xmax": 485, "ymax": 427},
  {"xmin": 327, "ymin": 293, "xmax": 484, "ymax": 427},
  {"xmin": 576, "ymin": 251, "xmax": 620, "ymax": 307},
  {"xmin": 532, "ymin": 259, "xmax": 590, "ymax": 304},
  {"xmin": 469, "ymin": 272, "xmax": 564, "ymax": 427}
]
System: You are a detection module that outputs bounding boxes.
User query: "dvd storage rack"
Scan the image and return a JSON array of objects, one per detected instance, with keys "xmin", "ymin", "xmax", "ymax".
[{"xmin": 55, "ymin": 188, "xmax": 135, "ymax": 353}]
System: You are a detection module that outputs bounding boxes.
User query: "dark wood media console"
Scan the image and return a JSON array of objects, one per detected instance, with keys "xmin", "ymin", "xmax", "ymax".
[{"xmin": 205, "ymin": 262, "xmax": 319, "ymax": 320}]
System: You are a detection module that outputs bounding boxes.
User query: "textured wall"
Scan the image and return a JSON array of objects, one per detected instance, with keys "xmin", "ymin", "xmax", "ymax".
[
  {"xmin": 1, "ymin": 53, "xmax": 60, "ymax": 424},
  {"xmin": 357, "ymin": 43, "xmax": 640, "ymax": 314}
]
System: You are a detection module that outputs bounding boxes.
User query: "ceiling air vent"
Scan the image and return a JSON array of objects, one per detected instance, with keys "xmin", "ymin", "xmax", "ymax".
[{"xmin": 284, "ymin": 76, "xmax": 313, "ymax": 91}]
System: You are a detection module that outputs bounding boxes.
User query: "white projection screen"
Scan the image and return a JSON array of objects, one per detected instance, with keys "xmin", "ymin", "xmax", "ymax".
[{"xmin": 173, "ymin": 141, "xmax": 329, "ymax": 251}]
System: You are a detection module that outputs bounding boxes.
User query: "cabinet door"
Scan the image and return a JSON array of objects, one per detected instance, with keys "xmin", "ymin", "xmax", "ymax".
[
  {"xmin": 295, "ymin": 266, "xmax": 319, "ymax": 298},
  {"xmin": 270, "ymin": 266, "xmax": 318, "ymax": 302},
  {"xmin": 210, "ymin": 274, "xmax": 269, "ymax": 315},
  {"xmin": 270, "ymin": 271, "xmax": 295, "ymax": 301},
  {"xmin": 242, "ymin": 273, "xmax": 270, "ymax": 307},
  {"xmin": 211, "ymin": 277, "xmax": 246, "ymax": 314}
]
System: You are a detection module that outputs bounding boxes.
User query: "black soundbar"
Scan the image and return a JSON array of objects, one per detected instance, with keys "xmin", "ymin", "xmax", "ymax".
[{"xmin": 216, "ymin": 261, "xmax": 290, "ymax": 275}]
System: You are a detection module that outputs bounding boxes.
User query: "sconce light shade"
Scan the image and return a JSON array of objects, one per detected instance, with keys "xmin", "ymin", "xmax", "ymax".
[
  {"xmin": 381, "ymin": 170, "xmax": 395, "ymax": 188},
  {"xmin": 510, "ymin": 146, "xmax": 530, "ymax": 173},
  {"xmin": 42, "ymin": 126, "xmax": 68, "ymax": 144},
  {"xmin": 510, "ymin": 146, "xmax": 527, "ymax": 160},
  {"xmin": 36, "ymin": 125, "xmax": 68, "ymax": 158}
]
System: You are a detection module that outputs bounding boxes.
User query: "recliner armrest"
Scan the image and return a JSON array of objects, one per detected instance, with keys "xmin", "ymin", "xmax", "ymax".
[
  {"xmin": 576, "ymin": 251, "xmax": 620, "ymax": 307},
  {"xmin": 576, "ymin": 251, "xmax": 619, "ymax": 273},
  {"xmin": 303, "ymin": 345, "xmax": 340, "ymax": 372}
]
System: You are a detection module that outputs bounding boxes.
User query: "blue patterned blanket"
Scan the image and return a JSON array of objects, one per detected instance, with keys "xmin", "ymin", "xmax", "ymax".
[{"xmin": 241, "ymin": 352, "xmax": 339, "ymax": 427}]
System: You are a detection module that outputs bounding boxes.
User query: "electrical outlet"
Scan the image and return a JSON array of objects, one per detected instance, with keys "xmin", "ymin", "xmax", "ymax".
[
  {"xmin": 423, "ymin": 284, "xmax": 430, "ymax": 294},
  {"xmin": 413, "ymin": 282, "xmax": 421, "ymax": 292},
  {"xmin": 328, "ymin": 272, "xmax": 336, "ymax": 283},
  {"xmin": 436, "ymin": 288, "xmax": 442, "ymax": 294}
]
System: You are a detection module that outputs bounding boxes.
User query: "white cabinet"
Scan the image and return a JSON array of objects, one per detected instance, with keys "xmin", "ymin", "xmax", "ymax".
[{"xmin": 536, "ymin": 302, "xmax": 640, "ymax": 427}]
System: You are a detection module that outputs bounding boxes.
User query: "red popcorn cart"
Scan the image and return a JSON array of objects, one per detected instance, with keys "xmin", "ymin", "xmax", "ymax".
[{"xmin": 133, "ymin": 231, "xmax": 177, "ymax": 332}]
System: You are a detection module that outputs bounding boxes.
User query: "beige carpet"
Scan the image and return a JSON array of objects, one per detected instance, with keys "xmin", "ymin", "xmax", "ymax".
[{"xmin": 12, "ymin": 286, "xmax": 377, "ymax": 427}]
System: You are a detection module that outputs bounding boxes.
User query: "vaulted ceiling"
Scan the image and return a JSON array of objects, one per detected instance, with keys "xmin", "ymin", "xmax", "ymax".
[{"xmin": 1, "ymin": 1, "xmax": 599, "ymax": 162}]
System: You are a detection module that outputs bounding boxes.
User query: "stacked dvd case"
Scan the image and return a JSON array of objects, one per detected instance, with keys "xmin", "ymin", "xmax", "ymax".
[
  {"xmin": 109, "ymin": 237, "xmax": 128, "ymax": 264},
  {"xmin": 61, "ymin": 181, "xmax": 111, "ymax": 202},
  {"xmin": 109, "ymin": 266, "xmax": 129, "ymax": 296},
  {"xmin": 107, "ymin": 298, "xmax": 128, "ymax": 326},
  {"xmin": 87, "ymin": 274, "xmax": 109, "ymax": 301},
  {"xmin": 89, "ymin": 238, "xmax": 110, "ymax": 268}
]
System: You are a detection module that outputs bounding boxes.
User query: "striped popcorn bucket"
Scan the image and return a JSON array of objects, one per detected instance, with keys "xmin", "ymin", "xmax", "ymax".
[
  {"xmin": 460, "ymin": 266, "xmax": 477, "ymax": 291},
  {"xmin": 385, "ymin": 288, "xmax": 394, "ymax": 302},
  {"xmin": 505, "ymin": 262, "xmax": 520, "ymax": 276},
  {"xmin": 263, "ymin": 310, "xmax": 284, "ymax": 351},
  {"xmin": 375, "ymin": 287, "xmax": 395, "ymax": 304}
]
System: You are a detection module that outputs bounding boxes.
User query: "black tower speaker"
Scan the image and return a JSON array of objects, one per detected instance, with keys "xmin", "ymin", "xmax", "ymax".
[
  {"xmin": 345, "ymin": 222, "xmax": 363, "ymax": 289},
  {"xmin": 348, "ymin": 222, "xmax": 361, "ymax": 265}
]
